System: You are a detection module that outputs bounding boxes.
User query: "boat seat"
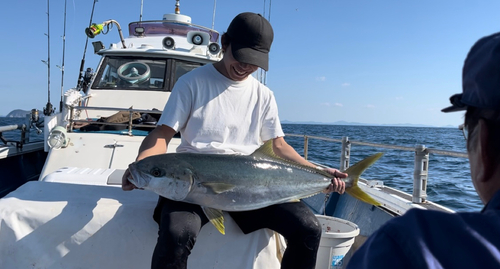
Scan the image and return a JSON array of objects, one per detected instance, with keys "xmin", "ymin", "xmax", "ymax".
[{"xmin": 0, "ymin": 181, "xmax": 282, "ymax": 269}]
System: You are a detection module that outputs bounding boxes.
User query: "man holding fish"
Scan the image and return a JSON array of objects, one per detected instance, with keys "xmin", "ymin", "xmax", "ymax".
[{"xmin": 122, "ymin": 12, "xmax": 348, "ymax": 269}]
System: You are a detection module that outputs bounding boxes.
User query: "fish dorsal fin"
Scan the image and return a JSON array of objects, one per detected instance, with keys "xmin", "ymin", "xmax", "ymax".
[
  {"xmin": 250, "ymin": 140, "xmax": 279, "ymax": 159},
  {"xmin": 201, "ymin": 182, "xmax": 235, "ymax": 194},
  {"xmin": 251, "ymin": 140, "xmax": 328, "ymax": 174},
  {"xmin": 202, "ymin": 207, "xmax": 225, "ymax": 235}
]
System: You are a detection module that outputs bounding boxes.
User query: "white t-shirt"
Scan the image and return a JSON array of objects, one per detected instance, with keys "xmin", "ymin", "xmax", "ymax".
[{"xmin": 158, "ymin": 64, "xmax": 284, "ymax": 155}]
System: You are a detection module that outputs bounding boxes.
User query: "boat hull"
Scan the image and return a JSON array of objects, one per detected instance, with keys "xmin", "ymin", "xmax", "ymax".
[{"xmin": 0, "ymin": 142, "xmax": 46, "ymax": 198}]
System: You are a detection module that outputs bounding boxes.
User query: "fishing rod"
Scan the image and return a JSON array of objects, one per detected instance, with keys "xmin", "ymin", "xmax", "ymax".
[
  {"xmin": 76, "ymin": 0, "xmax": 98, "ymax": 91},
  {"xmin": 42, "ymin": 0, "xmax": 54, "ymax": 116},
  {"xmin": 258, "ymin": 0, "xmax": 272, "ymax": 85},
  {"xmin": 56, "ymin": 0, "xmax": 68, "ymax": 113}
]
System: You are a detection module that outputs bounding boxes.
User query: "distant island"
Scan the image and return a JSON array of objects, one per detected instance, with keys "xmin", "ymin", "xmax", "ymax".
[
  {"xmin": 280, "ymin": 120, "xmax": 457, "ymax": 128},
  {"xmin": 5, "ymin": 109, "xmax": 31, "ymax": 118},
  {"xmin": 1, "ymin": 110, "xmax": 455, "ymax": 128}
]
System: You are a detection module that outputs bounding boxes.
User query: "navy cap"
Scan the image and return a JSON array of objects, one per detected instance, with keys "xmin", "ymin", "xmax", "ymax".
[
  {"xmin": 226, "ymin": 12, "xmax": 274, "ymax": 71},
  {"xmin": 442, "ymin": 32, "xmax": 500, "ymax": 112}
]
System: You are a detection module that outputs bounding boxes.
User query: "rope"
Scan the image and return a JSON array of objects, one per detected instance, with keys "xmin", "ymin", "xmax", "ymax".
[{"xmin": 323, "ymin": 193, "xmax": 330, "ymax": 216}]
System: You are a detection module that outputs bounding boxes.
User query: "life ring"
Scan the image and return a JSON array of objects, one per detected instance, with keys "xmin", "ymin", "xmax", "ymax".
[{"xmin": 117, "ymin": 62, "xmax": 151, "ymax": 84}]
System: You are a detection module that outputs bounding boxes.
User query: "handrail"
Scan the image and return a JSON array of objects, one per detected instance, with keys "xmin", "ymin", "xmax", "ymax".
[
  {"xmin": 426, "ymin": 149, "xmax": 467, "ymax": 158},
  {"xmin": 0, "ymin": 124, "xmax": 26, "ymax": 148},
  {"xmin": 72, "ymin": 106, "xmax": 163, "ymax": 114},
  {"xmin": 70, "ymin": 120, "xmax": 157, "ymax": 128},
  {"xmin": 285, "ymin": 133, "xmax": 468, "ymax": 158},
  {"xmin": 0, "ymin": 110, "xmax": 43, "ymax": 148},
  {"xmin": 0, "ymin": 125, "xmax": 21, "ymax": 133},
  {"xmin": 69, "ymin": 105, "xmax": 163, "ymax": 135},
  {"xmin": 285, "ymin": 133, "xmax": 468, "ymax": 205}
]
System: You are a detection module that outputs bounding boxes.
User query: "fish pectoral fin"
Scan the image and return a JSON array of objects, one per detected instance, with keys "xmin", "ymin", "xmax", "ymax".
[
  {"xmin": 346, "ymin": 185, "xmax": 381, "ymax": 206},
  {"xmin": 201, "ymin": 182, "xmax": 235, "ymax": 194},
  {"xmin": 202, "ymin": 207, "xmax": 225, "ymax": 235}
]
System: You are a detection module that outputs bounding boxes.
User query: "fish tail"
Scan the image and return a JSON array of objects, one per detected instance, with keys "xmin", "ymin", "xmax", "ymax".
[
  {"xmin": 346, "ymin": 185, "xmax": 381, "ymax": 206},
  {"xmin": 344, "ymin": 153, "xmax": 383, "ymax": 206}
]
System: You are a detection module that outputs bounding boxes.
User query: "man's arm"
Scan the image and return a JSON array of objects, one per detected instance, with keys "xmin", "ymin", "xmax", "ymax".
[
  {"xmin": 271, "ymin": 136, "xmax": 346, "ymax": 194},
  {"xmin": 122, "ymin": 124, "xmax": 177, "ymax": 190},
  {"xmin": 136, "ymin": 125, "xmax": 177, "ymax": 161}
]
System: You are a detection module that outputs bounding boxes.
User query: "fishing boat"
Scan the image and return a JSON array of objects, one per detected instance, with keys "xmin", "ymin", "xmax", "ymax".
[{"xmin": 0, "ymin": 1, "xmax": 467, "ymax": 268}]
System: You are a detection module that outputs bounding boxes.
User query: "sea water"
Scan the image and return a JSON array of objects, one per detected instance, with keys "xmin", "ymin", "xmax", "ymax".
[
  {"xmin": 281, "ymin": 124, "xmax": 479, "ymax": 212},
  {"xmin": 0, "ymin": 117, "xmax": 480, "ymax": 212}
]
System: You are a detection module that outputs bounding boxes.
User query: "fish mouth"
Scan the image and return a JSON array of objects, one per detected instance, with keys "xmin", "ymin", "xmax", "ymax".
[{"xmin": 127, "ymin": 163, "xmax": 144, "ymax": 188}]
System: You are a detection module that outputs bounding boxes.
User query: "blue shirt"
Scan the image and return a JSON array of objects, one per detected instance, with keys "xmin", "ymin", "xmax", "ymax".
[{"xmin": 347, "ymin": 190, "xmax": 500, "ymax": 269}]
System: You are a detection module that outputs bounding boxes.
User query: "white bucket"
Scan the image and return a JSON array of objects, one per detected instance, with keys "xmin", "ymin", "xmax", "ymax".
[{"xmin": 315, "ymin": 215, "xmax": 360, "ymax": 269}]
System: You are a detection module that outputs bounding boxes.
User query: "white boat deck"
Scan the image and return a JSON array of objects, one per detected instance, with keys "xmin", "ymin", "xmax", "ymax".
[{"xmin": 0, "ymin": 180, "xmax": 282, "ymax": 269}]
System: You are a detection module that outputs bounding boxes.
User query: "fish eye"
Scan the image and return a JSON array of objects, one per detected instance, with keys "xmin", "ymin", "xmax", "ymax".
[{"xmin": 150, "ymin": 168, "xmax": 163, "ymax": 177}]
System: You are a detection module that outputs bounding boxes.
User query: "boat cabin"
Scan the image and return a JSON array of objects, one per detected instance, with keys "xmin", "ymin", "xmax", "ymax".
[{"xmin": 80, "ymin": 13, "xmax": 222, "ymax": 119}]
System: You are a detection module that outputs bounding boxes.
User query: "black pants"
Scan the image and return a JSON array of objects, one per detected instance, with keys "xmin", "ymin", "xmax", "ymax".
[{"xmin": 151, "ymin": 196, "xmax": 322, "ymax": 269}]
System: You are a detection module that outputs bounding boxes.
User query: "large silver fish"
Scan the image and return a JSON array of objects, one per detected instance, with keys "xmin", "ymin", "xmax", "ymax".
[{"xmin": 128, "ymin": 140, "xmax": 382, "ymax": 234}]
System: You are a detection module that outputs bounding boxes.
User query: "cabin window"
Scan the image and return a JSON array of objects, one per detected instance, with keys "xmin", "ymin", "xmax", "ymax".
[
  {"xmin": 92, "ymin": 57, "xmax": 204, "ymax": 92},
  {"xmin": 173, "ymin": 61, "xmax": 203, "ymax": 83},
  {"xmin": 92, "ymin": 57, "xmax": 167, "ymax": 91},
  {"xmin": 166, "ymin": 60, "xmax": 203, "ymax": 90}
]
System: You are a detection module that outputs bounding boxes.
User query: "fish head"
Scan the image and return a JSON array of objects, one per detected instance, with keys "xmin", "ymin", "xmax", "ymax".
[{"xmin": 128, "ymin": 155, "xmax": 194, "ymax": 201}]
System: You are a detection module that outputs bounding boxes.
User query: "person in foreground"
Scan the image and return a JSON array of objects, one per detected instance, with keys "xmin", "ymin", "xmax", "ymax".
[
  {"xmin": 122, "ymin": 12, "xmax": 347, "ymax": 269},
  {"xmin": 347, "ymin": 32, "xmax": 500, "ymax": 269}
]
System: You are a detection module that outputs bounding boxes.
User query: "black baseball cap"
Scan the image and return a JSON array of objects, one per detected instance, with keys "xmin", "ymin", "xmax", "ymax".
[
  {"xmin": 442, "ymin": 32, "xmax": 500, "ymax": 112},
  {"xmin": 226, "ymin": 12, "xmax": 274, "ymax": 71}
]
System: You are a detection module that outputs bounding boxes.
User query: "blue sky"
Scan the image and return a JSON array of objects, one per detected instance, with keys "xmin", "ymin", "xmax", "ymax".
[{"xmin": 1, "ymin": 1, "xmax": 499, "ymax": 127}]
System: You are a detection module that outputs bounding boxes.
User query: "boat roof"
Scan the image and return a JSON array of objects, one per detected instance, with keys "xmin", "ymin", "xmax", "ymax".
[
  {"xmin": 92, "ymin": 13, "xmax": 222, "ymax": 63},
  {"xmin": 127, "ymin": 20, "xmax": 219, "ymax": 42}
]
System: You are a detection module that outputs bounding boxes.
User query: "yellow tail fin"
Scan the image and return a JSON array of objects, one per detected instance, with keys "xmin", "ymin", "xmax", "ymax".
[
  {"xmin": 344, "ymin": 153, "xmax": 383, "ymax": 206},
  {"xmin": 346, "ymin": 185, "xmax": 381, "ymax": 206}
]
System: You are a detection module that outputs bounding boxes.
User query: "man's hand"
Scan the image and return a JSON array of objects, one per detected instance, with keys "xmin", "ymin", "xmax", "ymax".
[
  {"xmin": 322, "ymin": 168, "xmax": 347, "ymax": 194},
  {"xmin": 122, "ymin": 168, "xmax": 137, "ymax": 191}
]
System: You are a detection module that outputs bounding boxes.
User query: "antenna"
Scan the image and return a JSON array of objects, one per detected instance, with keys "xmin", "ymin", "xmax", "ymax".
[
  {"xmin": 43, "ymin": 0, "xmax": 54, "ymax": 116},
  {"xmin": 140, "ymin": 0, "xmax": 144, "ymax": 22},
  {"xmin": 175, "ymin": 0, "xmax": 180, "ymax": 14},
  {"xmin": 56, "ymin": 0, "xmax": 68, "ymax": 113},
  {"xmin": 212, "ymin": 0, "xmax": 217, "ymax": 29}
]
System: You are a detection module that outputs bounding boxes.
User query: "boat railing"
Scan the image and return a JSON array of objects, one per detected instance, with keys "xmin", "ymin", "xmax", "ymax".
[
  {"xmin": 0, "ymin": 110, "xmax": 43, "ymax": 148},
  {"xmin": 0, "ymin": 125, "xmax": 29, "ymax": 148},
  {"xmin": 68, "ymin": 105, "xmax": 163, "ymax": 135},
  {"xmin": 285, "ymin": 133, "xmax": 468, "ymax": 205}
]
